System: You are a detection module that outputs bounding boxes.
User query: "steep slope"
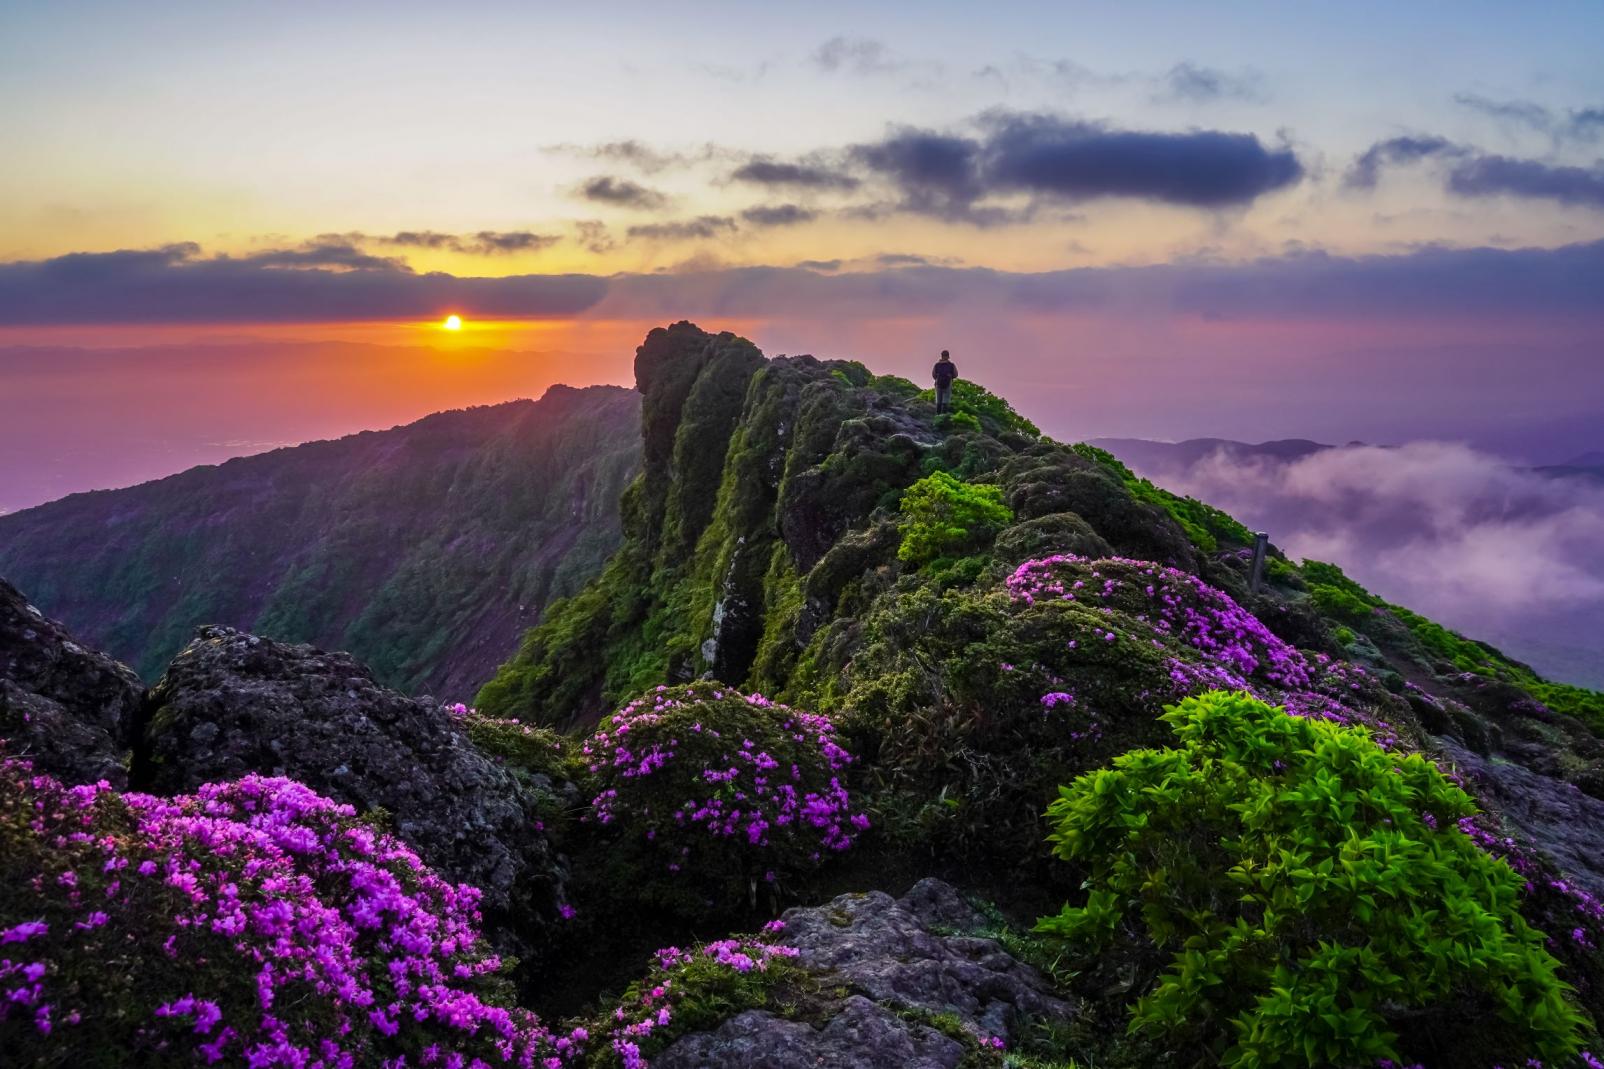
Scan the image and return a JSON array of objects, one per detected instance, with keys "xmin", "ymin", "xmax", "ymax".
[
  {"xmin": 468, "ymin": 323, "xmax": 1604, "ymax": 1065},
  {"xmin": 0, "ymin": 384, "xmax": 640, "ymax": 697}
]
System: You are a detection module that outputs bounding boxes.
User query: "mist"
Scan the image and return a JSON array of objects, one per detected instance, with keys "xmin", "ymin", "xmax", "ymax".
[{"xmin": 1122, "ymin": 441, "xmax": 1604, "ymax": 688}]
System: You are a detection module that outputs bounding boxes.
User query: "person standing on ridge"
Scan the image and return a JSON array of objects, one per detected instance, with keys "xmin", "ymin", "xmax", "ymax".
[{"xmin": 933, "ymin": 350, "xmax": 958, "ymax": 415}]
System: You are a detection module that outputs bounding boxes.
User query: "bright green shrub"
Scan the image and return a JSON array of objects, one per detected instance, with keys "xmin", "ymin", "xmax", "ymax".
[
  {"xmin": 897, "ymin": 471, "xmax": 1013, "ymax": 567},
  {"xmin": 1036, "ymin": 690, "xmax": 1588, "ymax": 1068},
  {"xmin": 1308, "ymin": 583, "xmax": 1373, "ymax": 625}
]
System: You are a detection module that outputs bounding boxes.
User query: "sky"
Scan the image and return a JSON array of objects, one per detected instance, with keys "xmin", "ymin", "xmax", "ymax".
[{"xmin": 2, "ymin": 0, "xmax": 1603, "ymax": 510}]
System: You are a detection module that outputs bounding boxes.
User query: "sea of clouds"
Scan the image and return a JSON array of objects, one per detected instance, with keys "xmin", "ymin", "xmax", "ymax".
[{"xmin": 1127, "ymin": 441, "xmax": 1604, "ymax": 689}]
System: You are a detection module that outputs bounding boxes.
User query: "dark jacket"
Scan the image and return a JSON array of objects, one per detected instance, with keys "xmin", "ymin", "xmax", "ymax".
[{"xmin": 932, "ymin": 359, "xmax": 958, "ymax": 385}]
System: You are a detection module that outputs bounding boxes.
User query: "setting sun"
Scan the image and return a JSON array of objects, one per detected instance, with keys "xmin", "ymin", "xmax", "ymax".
[{"xmin": 442, "ymin": 315, "xmax": 463, "ymax": 332}]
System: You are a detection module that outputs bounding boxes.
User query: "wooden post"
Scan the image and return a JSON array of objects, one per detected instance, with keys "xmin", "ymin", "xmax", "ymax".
[{"xmin": 1249, "ymin": 531, "xmax": 1269, "ymax": 594}]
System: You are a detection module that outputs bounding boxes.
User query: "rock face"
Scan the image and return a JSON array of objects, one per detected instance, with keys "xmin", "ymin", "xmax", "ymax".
[
  {"xmin": 0, "ymin": 577, "xmax": 143, "ymax": 785},
  {"xmin": 1438, "ymin": 735, "xmax": 1604, "ymax": 901},
  {"xmin": 656, "ymin": 879, "xmax": 1075, "ymax": 1068},
  {"xmin": 139, "ymin": 626, "xmax": 560, "ymax": 938}
]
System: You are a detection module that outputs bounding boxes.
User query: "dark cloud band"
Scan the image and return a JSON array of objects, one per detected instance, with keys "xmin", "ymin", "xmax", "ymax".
[{"xmin": 3, "ymin": 239, "xmax": 1598, "ymax": 326}]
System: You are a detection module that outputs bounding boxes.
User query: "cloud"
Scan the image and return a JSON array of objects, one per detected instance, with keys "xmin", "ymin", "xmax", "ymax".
[
  {"xmin": 873, "ymin": 253, "xmax": 959, "ymax": 267},
  {"xmin": 1344, "ymin": 136, "xmax": 1463, "ymax": 189},
  {"xmin": 739, "ymin": 204, "xmax": 817, "ymax": 227},
  {"xmin": 371, "ymin": 230, "xmax": 561, "ymax": 255},
  {"xmin": 1159, "ymin": 62, "xmax": 1266, "ymax": 103},
  {"xmin": 5, "ymin": 237, "xmax": 1602, "ymax": 326},
  {"xmin": 0, "ymin": 243, "xmax": 606, "ymax": 323},
  {"xmin": 811, "ymin": 36, "xmax": 903, "ymax": 75},
  {"xmin": 1453, "ymin": 93, "xmax": 1554, "ymax": 132},
  {"xmin": 1120, "ymin": 441, "xmax": 1604, "ymax": 683},
  {"xmin": 547, "ymin": 140, "xmax": 726, "ymax": 174},
  {"xmin": 796, "ymin": 258, "xmax": 842, "ymax": 271},
  {"xmin": 1346, "ymin": 136, "xmax": 1604, "ymax": 207},
  {"xmin": 577, "ymin": 176, "xmax": 669, "ymax": 210},
  {"xmin": 243, "ymin": 239, "xmax": 405, "ymax": 272},
  {"xmin": 1453, "ymin": 93, "xmax": 1604, "ymax": 144},
  {"xmin": 1446, "ymin": 155, "xmax": 1604, "ymax": 208},
  {"xmin": 844, "ymin": 114, "xmax": 1304, "ymax": 221},
  {"xmin": 849, "ymin": 128, "xmax": 992, "ymax": 221},
  {"xmin": 573, "ymin": 220, "xmax": 615, "ymax": 255},
  {"xmin": 729, "ymin": 158, "xmax": 860, "ymax": 191},
  {"xmin": 981, "ymin": 113, "xmax": 1301, "ymax": 207},
  {"xmin": 624, "ymin": 216, "xmax": 737, "ymax": 241}
]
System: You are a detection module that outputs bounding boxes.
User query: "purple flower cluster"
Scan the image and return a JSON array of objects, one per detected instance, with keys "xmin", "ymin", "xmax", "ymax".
[
  {"xmin": 596, "ymin": 930, "xmax": 801, "ymax": 1068},
  {"xmin": 580, "ymin": 684, "xmax": 868, "ymax": 885},
  {"xmin": 0, "ymin": 757, "xmax": 584, "ymax": 1067},
  {"xmin": 1007, "ymin": 555, "xmax": 1397, "ymax": 741},
  {"xmin": 1008, "ymin": 555, "xmax": 1313, "ymax": 689}
]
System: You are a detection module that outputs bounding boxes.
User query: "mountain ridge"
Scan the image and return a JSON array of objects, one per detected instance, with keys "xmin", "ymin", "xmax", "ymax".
[{"xmin": 0, "ymin": 383, "xmax": 641, "ymax": 696}]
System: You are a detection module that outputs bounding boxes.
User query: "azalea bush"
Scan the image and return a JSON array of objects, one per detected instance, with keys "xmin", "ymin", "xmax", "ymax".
[
  {"xmin": 1037, "ymin": 691, "xmax": 1591, "ymax": 1069},
  {"xmin": 579, "ymin": 684, "xmax": 869, "ymax": 910},
  {"xmin": 0, "ymin": 758, "xmax": 590, "ymax": 1067},
  {"xmin": 586, "ymin": 927, "xmax": 804, "ymax": 1068},
  {"xmin": 837, "ymin": 555, "xmax": 1401, "ymax": 860}
]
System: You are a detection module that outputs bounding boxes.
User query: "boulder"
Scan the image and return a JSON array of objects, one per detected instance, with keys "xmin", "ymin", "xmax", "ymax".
[
  {"xmin": 139, "ymin": 626, "xmax": 560, "ymax": 941},
  {"xmin": 0, "ymin": 577, "xmax": 143, "ymax": 785},
  {"xmin": 656, "ymin": 879, "xmax": 1074, "ymax": 1067}
]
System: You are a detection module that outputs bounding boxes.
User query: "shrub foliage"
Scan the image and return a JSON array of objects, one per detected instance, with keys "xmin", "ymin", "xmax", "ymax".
[
  {"xmin": 1037, "ymin": 691, "xmax": 1590, "ymax": 1068},
  {"xmin": 579, "ymin": 683, "xmax": 868, "ymax": 909},
  {"xmin": 897, "ymin": 470, "xmax": 1013, "ymax": 567}
]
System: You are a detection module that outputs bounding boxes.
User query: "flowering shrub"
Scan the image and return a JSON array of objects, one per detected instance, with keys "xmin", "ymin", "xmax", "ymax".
[
  {"xmin": 579, "ymin": 684, "xmax": 868, "ymax": 907},
  {"xmin": 585, "ymin": 927, "xmax": 803, "ymax": 1068},
  {"xmin": 0, "ymin": 757, "xmax": 585, "ymax": 1067},
  {"xmin": 1038, "ymin": 691, "xmax": 1589, "ymax": 1068},
  {"xmin": 838, "ymin": 555, "xmax": 1402, "ymax": 860}
]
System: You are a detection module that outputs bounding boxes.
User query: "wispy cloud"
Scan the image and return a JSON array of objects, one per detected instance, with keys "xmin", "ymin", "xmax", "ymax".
[{"xmin": 576, "ymin": 176, "xmax": 669, "ymax": 210}]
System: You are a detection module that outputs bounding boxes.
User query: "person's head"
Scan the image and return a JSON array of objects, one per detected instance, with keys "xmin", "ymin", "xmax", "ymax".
[{"xmin": 939, "ymin": 350, "xmax": 950, "ymax": 361}]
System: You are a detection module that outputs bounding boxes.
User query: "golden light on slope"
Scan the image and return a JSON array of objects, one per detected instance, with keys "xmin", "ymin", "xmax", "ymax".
[{"xmin": 442, "ymin": 314, "xmax": 463, "ymax": 332}]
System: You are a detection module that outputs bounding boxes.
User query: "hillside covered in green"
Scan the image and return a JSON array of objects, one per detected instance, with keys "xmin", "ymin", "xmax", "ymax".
[
  {"xmin": 6, "ymin": 322, "xmax": 1604, "ymax": 1068},
  {"xmin": 469, "ymin": 321, "xmax": 1604, "ymax": 1066},
  {"xmin": 0, "ymin": 384, "xmax": 640, "ymax": 696}
]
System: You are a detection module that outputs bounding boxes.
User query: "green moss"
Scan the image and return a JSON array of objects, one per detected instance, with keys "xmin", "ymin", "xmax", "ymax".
[
  {"xmin": 1068, "ymin": 444, "xmax": 1252, "ymax": 554},
  {"xmin": 920, "ymin": 380, "xmax": 1041, "ymax": 437}
]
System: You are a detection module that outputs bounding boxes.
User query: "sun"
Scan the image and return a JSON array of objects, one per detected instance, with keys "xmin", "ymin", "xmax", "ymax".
[{"xmin": 441, "ymin": 314, "xmax": 463, "ymax": 332}]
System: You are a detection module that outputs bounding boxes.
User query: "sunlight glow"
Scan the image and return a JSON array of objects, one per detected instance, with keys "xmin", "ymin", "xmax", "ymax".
[{"xmin": 442, "ymin": 315, "xmax": 463, "ymax": 332}]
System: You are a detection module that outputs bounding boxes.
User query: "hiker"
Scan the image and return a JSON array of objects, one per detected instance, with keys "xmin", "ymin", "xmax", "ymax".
[{"xmin": 933, "ymin": 350, "xmax": 958, "ymax": 414}]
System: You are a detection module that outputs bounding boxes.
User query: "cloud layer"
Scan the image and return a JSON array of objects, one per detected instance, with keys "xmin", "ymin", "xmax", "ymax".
[
  {"xmin": 3, "ymin": 238, "xmax": 1602, "ymax": 324},
  {"xmin": 1124, "ymin": 442, "xmax": 1604, "ymax": 687},
  {"xmin": 1347, "ymin": 135, "xmax": 1604, "ymax": 208}
]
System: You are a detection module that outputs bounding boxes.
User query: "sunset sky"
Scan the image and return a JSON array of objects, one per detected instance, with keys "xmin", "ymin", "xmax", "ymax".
[{"xmin": 3, "ymin": 1, "xmax": 1603, "ymax": 508}]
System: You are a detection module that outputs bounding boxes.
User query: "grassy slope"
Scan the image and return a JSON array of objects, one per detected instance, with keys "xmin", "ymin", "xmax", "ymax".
[{"xmin": 0, "ymin": 385, "xmax": 641, "ymax": 697}]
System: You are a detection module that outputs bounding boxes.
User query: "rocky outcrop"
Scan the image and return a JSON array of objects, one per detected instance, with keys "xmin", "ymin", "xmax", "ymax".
[
  {"xmin": 656, "ymin": 879, "xmax": 1075, "ymax": 1067},
  {"xmin": 0, "ymin": 577, "xmax": 143, "ymax": 785},
  {"xmin": 138, "ymin": 626, "xmax": 561, "ymax": 941},
  {"xmin": 1437, "ymin": 735, "xmax": 1604, "ymax": 901}
]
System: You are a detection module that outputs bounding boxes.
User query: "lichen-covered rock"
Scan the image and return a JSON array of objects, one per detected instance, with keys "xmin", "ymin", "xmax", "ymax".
[
  {"xmin": 655, "ymin": 996, "xmax": 967, "ymax": 1069},
  {"xmin": 0, "ymin": 576, "xmax": 143, "ymax": 785},
  {"xmin": 139, "ymin": 626, "xmax": 560, "ymax": 944},
  {"xmin": 1438, "ymin": 735, "xmax": 1604, "ymax": 901},
  {"xmin": 655, "ymin": 879, "xmax": 1074, "ymax": 1067}
]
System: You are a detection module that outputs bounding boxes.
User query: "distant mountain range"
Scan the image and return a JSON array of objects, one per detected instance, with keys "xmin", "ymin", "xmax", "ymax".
[{"xmin": 0, "ymin": 385, "xmax": 641, "ymax": 697}]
